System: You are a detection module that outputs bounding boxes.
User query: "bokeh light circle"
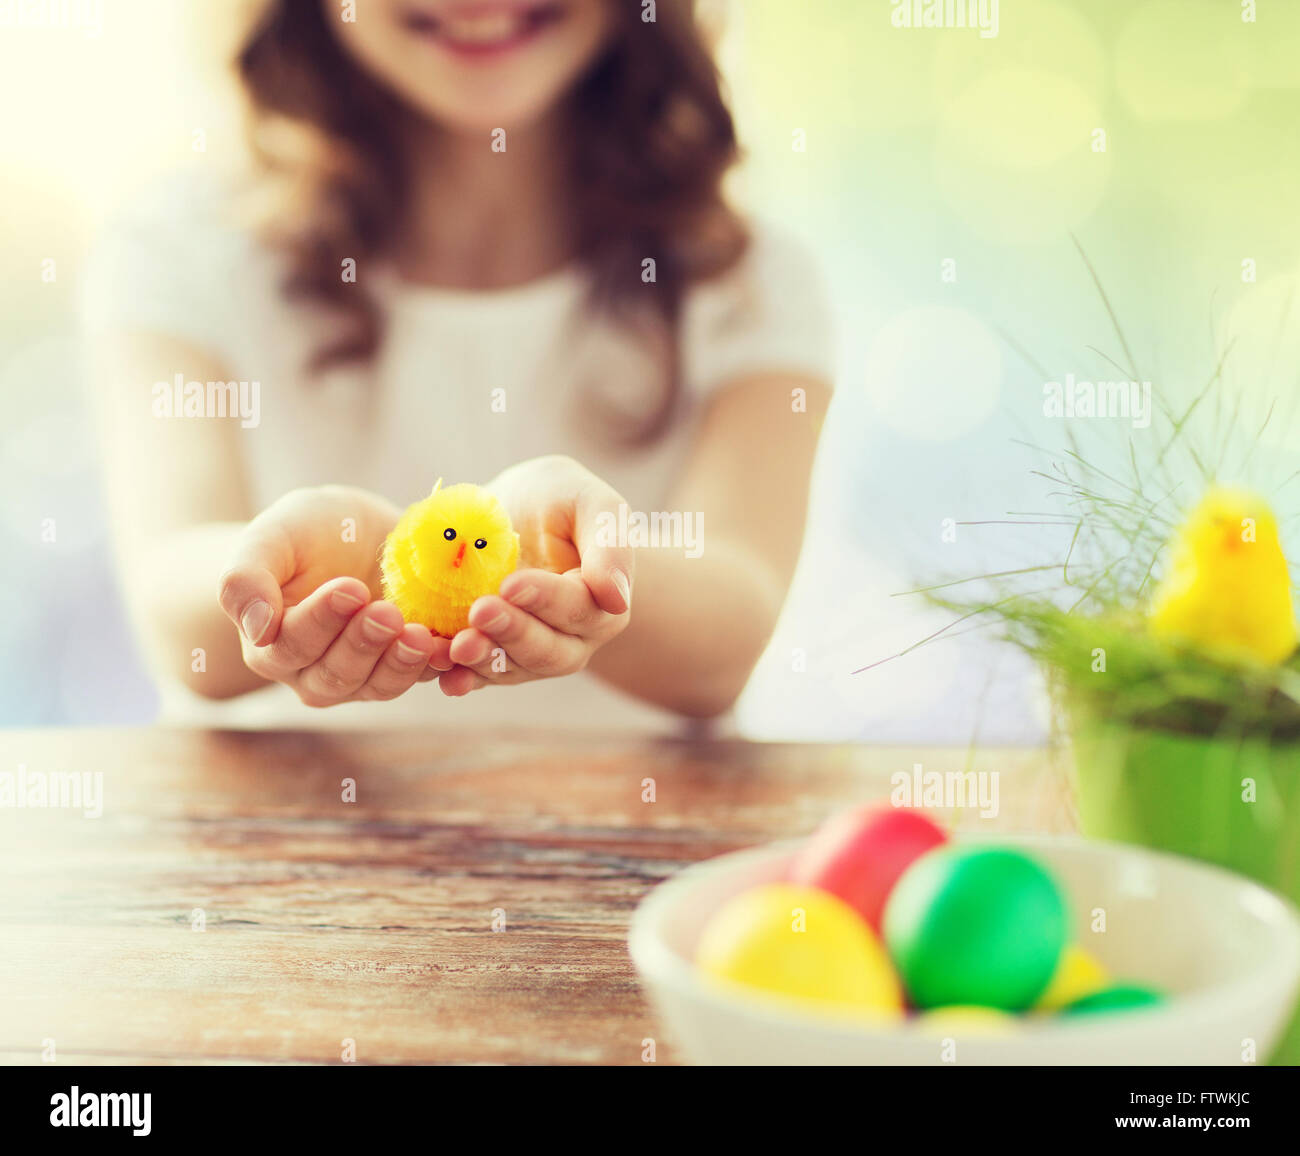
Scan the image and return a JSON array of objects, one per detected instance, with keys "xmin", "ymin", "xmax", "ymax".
[
  {"xmin": 1115, "ymin": 0, "xmax": 1249, "ymax": 121},
  {"xmin": 934, "ymin": 68, "xmax": 1110, "ymax": 243},
  {"xmin": 863, "ymin": 306, "xmax": 1003, "ymax": 441},
  {"xmin": 1221, "ymin": 271, "xmax": 1300, "ymax": 452},
  {"xmin": 934, "ymin": 0, "xmax": 1107, "ymax": 108}
]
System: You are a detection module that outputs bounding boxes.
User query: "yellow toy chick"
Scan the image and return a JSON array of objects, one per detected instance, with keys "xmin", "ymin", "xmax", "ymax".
[
  {"xmin": 1148, "ymin": 485, "xmax": 1298, "ymax": 666},
  {"xmin": 380, "ymin": 480, "xmax": 520, "ymax": 637}
]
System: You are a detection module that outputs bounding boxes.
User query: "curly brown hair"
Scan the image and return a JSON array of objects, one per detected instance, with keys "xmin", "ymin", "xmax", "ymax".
[{"xmin": 236, "ymin": 0, "xmax": 748, "ymax": 444}]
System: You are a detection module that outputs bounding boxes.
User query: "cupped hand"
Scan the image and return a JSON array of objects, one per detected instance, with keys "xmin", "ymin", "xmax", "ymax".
[
  {"xmin": 218, "ymin": 485, "xmax": 454, "ymax": 706},
  {"xmin": 435, "ymin": 456, "xmax": 634, "ymax": 696}
]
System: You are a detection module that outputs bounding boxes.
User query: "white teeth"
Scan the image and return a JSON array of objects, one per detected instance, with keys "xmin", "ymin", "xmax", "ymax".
[{"xmin": 440, "ymin": 12, "xmax": 526, "ymax": 43}]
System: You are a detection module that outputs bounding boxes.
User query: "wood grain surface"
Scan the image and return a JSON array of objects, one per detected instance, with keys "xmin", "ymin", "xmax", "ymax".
[{"xmin": 0, "ymin": 728, "xmax": 1073, "ymax": 1065}]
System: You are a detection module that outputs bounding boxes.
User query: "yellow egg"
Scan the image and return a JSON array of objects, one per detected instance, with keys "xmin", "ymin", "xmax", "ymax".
[
  {"xmin": 914, "ymin": 1006, "xmax": 1019, "ymax": 1035},
  {"xmin": 1035, "ymin": 945, "xmax": 1109, "ymax": 1011},
  {"xmin": 696, "ymin": 884, "xmax": 903, "ymax": 1018}
]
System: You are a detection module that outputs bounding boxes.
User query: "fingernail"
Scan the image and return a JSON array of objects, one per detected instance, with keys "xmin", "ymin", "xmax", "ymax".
[
  {"xmin": 363, "ymin": 617, "xmax": 399, "ymax": 643},
  {"xmin": 330, "ymin": 589, "xmax": 366, "ymax": 615},
  {"xmin": 396, "ymin": 640, "xmax": 424, "ymax": 663},
  {"xmin": 241, "ymin": 600, "xmax": 273, "ymax": 644},
  {"xmin": 453, "ymin": 641, "xmax": 488, "ymax": 666},
  {"xmin": 482, "ymin": 612, "xmax": 509, "ymax": 634},
  {"xmin": 611, "ymin": 568, "xmax": 631, "ymax": 609},
  {"xmin": 508, "ymin": 585, "xmax": 538, "ymax": 608}
]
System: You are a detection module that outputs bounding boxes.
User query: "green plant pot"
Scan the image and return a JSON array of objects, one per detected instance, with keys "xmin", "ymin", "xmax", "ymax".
[{"xmin": 1071, "ymin": 715, "xmax": 1300, "ymax": 1064}]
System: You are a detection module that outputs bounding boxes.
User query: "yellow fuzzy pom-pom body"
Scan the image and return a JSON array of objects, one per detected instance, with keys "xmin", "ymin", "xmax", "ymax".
[
  {"xmin": 1148, "ymin": 486, "xmax": 1298, "ymax": 666},
  {"xmin": 380, "ymin": 481, "xmax": 520, "ymax": 637}
]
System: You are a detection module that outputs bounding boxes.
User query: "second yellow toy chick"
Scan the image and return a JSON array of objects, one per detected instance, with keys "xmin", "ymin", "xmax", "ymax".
[
  {"xmin": 1148, "ymin": 485, "xmax": 1298, "ymax": 666},
  {"xmin": 380, "ymin": 480, "xmax": 520, "ymax": 637}
]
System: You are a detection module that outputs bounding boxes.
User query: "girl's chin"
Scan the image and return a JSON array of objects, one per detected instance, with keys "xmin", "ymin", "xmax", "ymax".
[{"xmin": 404, "ymin": 86, "xmax": 569, "ymax": 136}]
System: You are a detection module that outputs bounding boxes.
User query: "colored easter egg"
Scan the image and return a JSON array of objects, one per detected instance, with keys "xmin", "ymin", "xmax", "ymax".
[
  {"xmin": 696, "ymin": 883, "xmax": 903, "ymax": 1016},
  {"xmin": 1063, "ymin": 983, "xmax": 1164, "ymax": 1016},
  {"xmin": 1035, "ymin": 945, "xmax": 1108, "ymax": 1011},
  {"xmin": 883, "ymin": 846, "xmax": 1068, "ymax": 1010},
  {"xmin": 914, "ymin": 1005, "xmax": 1019, "ymax": 1035},
  {"xmin": 789, "ymin": 805, "xmax": 948, "ymax": 931}
]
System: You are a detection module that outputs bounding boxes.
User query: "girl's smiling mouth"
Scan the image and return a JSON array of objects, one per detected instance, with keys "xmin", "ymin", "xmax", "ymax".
[{"xmin": 401, "ymin": 2, "xmax": 568, "ymax": 60}]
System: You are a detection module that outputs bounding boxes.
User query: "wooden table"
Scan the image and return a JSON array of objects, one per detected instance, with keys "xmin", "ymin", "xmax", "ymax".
[{"xmin": 0, "ymin": 729, "xmax": 1073, "ymax": 1065}]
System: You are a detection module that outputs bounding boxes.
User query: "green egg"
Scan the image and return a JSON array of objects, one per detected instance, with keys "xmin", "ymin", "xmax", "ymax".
[
  {"xmin": 1062, "ymin": 983, "xmax": 1164, "ymax": 1016},
  {"xmin": 883, "ymin": 846, "xmax": 1068, "ymax": 1011}
]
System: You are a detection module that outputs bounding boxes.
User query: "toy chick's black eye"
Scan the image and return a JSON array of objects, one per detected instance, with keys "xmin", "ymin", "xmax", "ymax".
[
  {"xmin": 474, "ymin": 538, "xmax": 487, "ymax": 550},
  {"xmin": 443, "ymin": 528, "xmax": 456, "ymax": 541}
]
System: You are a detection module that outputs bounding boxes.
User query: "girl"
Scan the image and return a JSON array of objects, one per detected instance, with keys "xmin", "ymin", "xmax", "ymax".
[{"xmin": 84, "ymin": 0, "xmax": 833, "ymax": 732}]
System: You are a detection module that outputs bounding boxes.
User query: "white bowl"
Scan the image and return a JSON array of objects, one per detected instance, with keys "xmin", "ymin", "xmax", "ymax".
[{"xmin": 629, "ymin": 835, "xmax": 1300, "ymax": 1065}]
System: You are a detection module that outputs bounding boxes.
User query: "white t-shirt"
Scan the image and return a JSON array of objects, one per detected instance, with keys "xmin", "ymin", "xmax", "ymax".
[{"xmin": 82, "ymin": 174, "xmax": 834, "ymax": 732}]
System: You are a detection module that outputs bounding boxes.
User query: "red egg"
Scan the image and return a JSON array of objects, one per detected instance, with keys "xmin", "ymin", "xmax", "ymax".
[{"xmin": 789, "ymin": 806, "xmax": 948, "ymax": 931}]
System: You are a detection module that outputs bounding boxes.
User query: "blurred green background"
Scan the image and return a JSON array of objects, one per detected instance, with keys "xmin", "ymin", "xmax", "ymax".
[{"xmin": 1, "ymin": 0, "xmax": 1297, "ymax": 736}]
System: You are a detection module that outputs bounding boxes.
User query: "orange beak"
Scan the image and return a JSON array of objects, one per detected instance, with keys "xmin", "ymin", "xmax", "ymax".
[{"xmin": 453, "ymin": 541, "xmax": 467, "ymax": 569}]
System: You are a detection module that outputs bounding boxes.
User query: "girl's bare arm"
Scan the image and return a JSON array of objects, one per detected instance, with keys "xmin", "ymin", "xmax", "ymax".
[{"xmin": 588, "ymin": 371, "xmax": 831, "ymax": 716}]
